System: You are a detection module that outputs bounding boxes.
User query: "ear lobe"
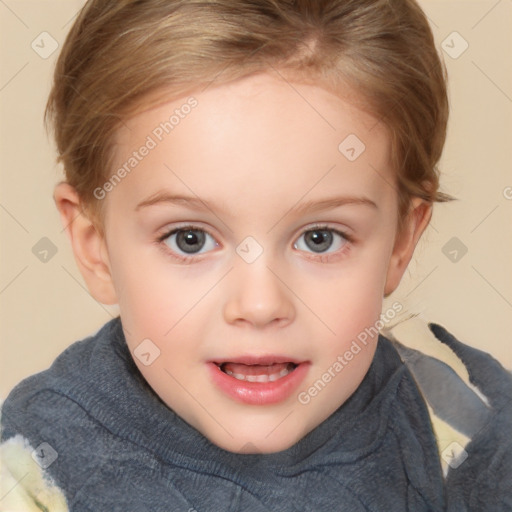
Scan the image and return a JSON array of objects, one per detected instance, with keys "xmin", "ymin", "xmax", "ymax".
[
  {"xmin": 384, "ymin": 199, "xmax": 432, "ymax": 297},
  {"xmin": 53, "ymin": 182, "xmax": 118, "ymax": 305}
]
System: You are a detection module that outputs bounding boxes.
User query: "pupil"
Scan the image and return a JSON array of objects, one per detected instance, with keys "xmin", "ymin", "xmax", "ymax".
[
  {"xmin": 306, "ymin": 230, "xmax": 332, "ymax": 253},
  {"xmin": 177, "ymin": 230, "xmax": 205, "ymax": 254}
]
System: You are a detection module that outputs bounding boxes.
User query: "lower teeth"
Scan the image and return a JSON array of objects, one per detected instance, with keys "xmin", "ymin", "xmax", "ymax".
[{"xmin": 222, "ymin": 364, "xmax": 295, "ymax": 383}]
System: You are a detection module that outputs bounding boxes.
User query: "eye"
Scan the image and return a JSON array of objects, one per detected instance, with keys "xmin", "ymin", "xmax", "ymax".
[
  {"xmin": 294, "ymin": 226, "xmax": 350, "ymax": 255},
  {"xmin": 160, "ymin": 226, "xmax": 218, "ymax": 257}
]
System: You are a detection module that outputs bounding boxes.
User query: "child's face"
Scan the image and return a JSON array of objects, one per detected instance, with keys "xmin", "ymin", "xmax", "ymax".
[{"xmin": 86, "ymin": 72, "xmax": 423, "ymax": 453}]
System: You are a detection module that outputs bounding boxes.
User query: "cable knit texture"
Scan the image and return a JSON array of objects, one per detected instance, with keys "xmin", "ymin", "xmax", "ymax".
[{"xmin": 1, "ymin": 317, "xmax": 510, "ymax": 511}]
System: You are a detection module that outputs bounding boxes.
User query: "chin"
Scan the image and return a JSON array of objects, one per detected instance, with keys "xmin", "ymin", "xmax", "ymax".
[
  {"xmin": 203, "ymin": 421, "xmax": 310, "ymax": 454},
  {"xmin": 216, "ymin": 436, "xmax": 300, "ymax": 455}
]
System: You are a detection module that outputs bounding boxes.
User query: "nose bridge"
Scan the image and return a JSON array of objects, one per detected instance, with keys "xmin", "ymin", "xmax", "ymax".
[{"xmin": 223, "ymin": 245, "xmax": 295, "ymax": 328}]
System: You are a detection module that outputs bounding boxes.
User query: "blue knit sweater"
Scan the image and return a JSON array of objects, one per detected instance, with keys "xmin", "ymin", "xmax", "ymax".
[{"xmin": 1, "ymin": 318, "xmax": 510, "ymax": 511}]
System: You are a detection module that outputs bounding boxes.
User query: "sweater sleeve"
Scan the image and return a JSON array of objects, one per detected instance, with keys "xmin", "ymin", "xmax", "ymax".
[{"xmin": 428, "ymin": 323, "xmax": 512, "ymax": 512}]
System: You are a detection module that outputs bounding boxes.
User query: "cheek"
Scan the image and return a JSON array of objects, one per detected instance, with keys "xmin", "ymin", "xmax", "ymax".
[
  {"xmin": 304, "ymin": 251, "xmax": 390, "ymax": 328},
  {"xmin": 106, "ymin": 232, "xmax": 188, "ymax": 328},
  {"xmin": 297, "ymin": 245, "xmax": 392, "ymax": 372},
  {"xmin": 107, "ymin": 237, "xmax": 214, "ymax": 374}
]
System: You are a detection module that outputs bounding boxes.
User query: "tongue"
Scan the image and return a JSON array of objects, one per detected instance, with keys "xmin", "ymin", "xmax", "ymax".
[{"xmin": 222, "ymin": 362, "xmax": 290, "ymax": 376}]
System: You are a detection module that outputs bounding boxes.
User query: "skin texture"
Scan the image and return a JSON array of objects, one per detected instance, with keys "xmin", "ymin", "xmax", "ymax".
[{"xmin": 54, "ymin": 71, "xmax": 431, "ymax": 453}]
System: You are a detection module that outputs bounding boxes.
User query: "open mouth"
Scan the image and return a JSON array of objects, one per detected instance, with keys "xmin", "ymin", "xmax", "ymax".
[
  {"xmin": 208, "ymin": 357, "xmax": 309, "ymax": 405},
  {"xmin": 217, "ymin": 362, "xmax": 298, "ymax": 383}
]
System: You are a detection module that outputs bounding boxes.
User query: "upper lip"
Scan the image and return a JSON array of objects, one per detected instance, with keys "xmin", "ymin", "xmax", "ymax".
[{"xmin": 210, "ymin": 355, "xmax": 305, "ymax": 366}]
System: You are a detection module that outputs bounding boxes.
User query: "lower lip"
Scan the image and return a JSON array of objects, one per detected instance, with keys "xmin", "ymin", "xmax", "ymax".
[{"xmin": 207, "ymin": 362, "xmax": 310, "ymax": 405}]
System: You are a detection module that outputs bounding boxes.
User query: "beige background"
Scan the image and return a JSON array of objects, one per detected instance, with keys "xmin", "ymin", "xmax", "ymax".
[{"xmin": 1, "ymin": 0, "xmax": 511, "ymax": 399}]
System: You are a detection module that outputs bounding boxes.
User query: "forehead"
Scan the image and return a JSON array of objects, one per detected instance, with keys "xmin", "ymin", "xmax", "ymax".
[{"xmin": 109, "ymin": 72, "xmax": 394, "ymax": 215}]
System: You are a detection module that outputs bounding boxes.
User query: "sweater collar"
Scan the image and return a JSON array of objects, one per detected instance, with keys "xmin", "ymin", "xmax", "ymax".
[{"xmin": 77, "ymin": 316, "xmax": 406, "ymax": 477}]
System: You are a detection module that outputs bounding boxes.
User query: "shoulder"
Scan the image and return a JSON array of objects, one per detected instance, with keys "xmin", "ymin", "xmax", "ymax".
[
  {"xmin": 0, "ymin": 317, "xmax": 195, "ymax": 509},
  {"xmin": 0, "ymin": 318, "xmax": 127, "ymax": 500},
  {"xmin": 1, "ymin": 317, "xmax": 122, "ymax": 432}
]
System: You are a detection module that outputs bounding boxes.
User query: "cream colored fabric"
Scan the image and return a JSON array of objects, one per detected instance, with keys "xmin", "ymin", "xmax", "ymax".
[
  {"xmin": 386, "ymin": 316, "xmax": 488, "ymax": 476},
  {"xmin": 0, "ymin": 430, "xmax": 69, "ymax": 512}
]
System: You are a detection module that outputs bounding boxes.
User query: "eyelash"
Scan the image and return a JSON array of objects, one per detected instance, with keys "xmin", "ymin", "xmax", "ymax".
[{"xmin": 155, "ymin": 224, "xmax": 354, "ymax": 264}]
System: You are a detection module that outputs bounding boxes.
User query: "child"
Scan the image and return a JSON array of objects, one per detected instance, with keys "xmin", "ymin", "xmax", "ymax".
[{"xmin": 1, "ymin": 0, "xmax": 511, "ymax": 510}]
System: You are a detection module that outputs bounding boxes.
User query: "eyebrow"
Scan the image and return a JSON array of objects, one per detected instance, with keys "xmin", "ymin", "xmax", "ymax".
[{"xmin": 135, "ymin": 192, "xmax": 378, "ymax": 214}]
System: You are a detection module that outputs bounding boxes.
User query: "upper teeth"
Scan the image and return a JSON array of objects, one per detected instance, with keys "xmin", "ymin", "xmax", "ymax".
[{"xmin": 224, "ymin": 366, "xmax": 292, "ymax": 383}]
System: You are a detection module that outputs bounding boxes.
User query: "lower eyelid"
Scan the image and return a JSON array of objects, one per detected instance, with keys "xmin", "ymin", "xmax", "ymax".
[{"xmin": 299, "ymin": 242, "xmax": 352, "ymax": 263}]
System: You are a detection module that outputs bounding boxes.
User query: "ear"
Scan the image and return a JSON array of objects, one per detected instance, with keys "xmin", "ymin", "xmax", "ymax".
[
  {"xmin": 384, "ymin": 198, "xmax": 432, "ymax": 297},
  {"xmin": 53, "ymin": 182, "xmax": 118, "ymax": 305}
]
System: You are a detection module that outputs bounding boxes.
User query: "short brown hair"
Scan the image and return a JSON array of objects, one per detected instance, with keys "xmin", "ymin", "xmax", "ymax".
[{"xmin": 45, "ymin": 0, "xmax": 453, "ymax": 237}]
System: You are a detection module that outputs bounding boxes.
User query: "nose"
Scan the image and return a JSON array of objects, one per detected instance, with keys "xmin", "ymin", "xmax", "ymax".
[{"xmin": 223, "ymin": 255, "xmax": 295, "ymax": 329}]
